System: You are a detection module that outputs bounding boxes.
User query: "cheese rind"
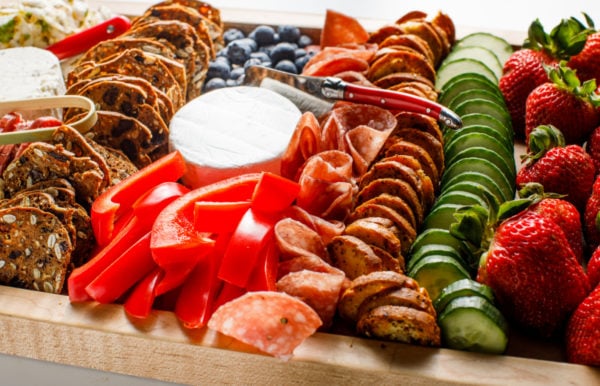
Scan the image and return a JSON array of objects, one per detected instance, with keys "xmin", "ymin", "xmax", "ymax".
[{"xmin": 169, "ymin": 86, "xmax": 302, "ymax": 188}]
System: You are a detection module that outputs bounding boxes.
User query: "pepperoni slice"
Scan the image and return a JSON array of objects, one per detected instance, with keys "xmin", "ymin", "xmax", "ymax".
[
  {"xmin": 207, "ymin": 291, "xmax": 322, "ymax": 360},
  {"xmin": 277, "ymin": 270, "xmax": 345, "ymax": 329},
  {"xmin": 274, "ymin": 217, "xmax": 328, "ymax": 261},
  {"xmin": 301, "ymin": 55, "xmax": 370, "ymax": 77},
  {"xmin": 320, "ymin": 9, "xmax": 369, "ymax": 48},
  {"xmin": 281, "ymin": 112, "xmax": 322, "ymax": 181}
]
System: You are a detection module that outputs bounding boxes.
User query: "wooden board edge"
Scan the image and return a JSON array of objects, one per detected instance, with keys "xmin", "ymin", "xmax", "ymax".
[{"xmin": 0, "ymin": 286, "xmax": 598, "ymax": 385}]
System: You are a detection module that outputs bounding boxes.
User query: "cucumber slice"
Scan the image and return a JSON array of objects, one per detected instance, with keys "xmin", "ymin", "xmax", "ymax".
[
  {"xmin": 453, "ymin": 98, "xmax": 512, "ymax": 131},
  {"xmin": 455, "ymin": 32, "xmax": 513, "ymax": 66},
  {"xmin": 459, "ymin": 113, "xmax": 512, "ymax": 141},
  {"xmin": 439, "ymin": 180, "xmax": 501, "ymax": 210},
  {"xmin": 422, "ymin": 203, "xmax": 463, "ymax": 231},
  {"xmin": 433, "ymin": 278, "xmax": 495, "ymax": 313},
  {"xmin": 407, "ymin": 255, "xmax": 471, "ymax": 301},
  {"xmin": 447, "ymin": 89, "xmax": 507, "ymax": 112},
  {"xmin": 440, "ymin": 72, "xmax": 502, "ymax": 100},
  {"xmin": 410, "ymin": 228, "xmax": 470, "ymax": 258},
  {"xmin": 441, "ymin": 171, "xmax": 510, "ymax": 204},
  {"xmin": 436, "ymin": 58, "xmax": 498, "ymax": 90},
  {"xmin": 444, "ymin": 124, "xmax": 513, "ymax": 153},
  {"xmin": 445, "ymin": 146, "xmax": 516, "ymax": 181},
  {"xmin": 440, "ymin": 157, "xmax": 515, "ymax": 202},
  {"xmin": 444, "ymin": 132, "xmax": 514, "ymax": 171},
  {"xmin": 434, "ymin": 189, "xmax": 491, "ymax": 209},
  {"xmin": 438, "ymin": 296, "xmax": 509, "ymax": 354},
  {"xmin": 443, "ymin": 46, "xmax": 503, "ymax": 79},
  {"xmin": 407, "ymin": 243, "xmax": 466, "ymax": 272}
]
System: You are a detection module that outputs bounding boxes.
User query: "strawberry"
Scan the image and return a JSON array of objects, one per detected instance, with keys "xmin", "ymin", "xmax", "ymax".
[
  {"xmin": 565, "ymin": 284, "xmax": 600, "ymax": 366},
  {"xmin": 525, "ymin": 63, "xmax": 600, "ymax": 146},
  {"xmin": 587, "ymin": 246, "xmax": 600, "ymax": 289},
  {"xmin": 499, "ymin": 49, "xmax": 555, "ymax": 139},
  {"xmin": 568, "ymin": 32, "xmax": 600, "ymax": 83},
  {"xmin": 585, "ymin": 125, "xmax": 600, "ymax": 174},
  {"xmin": 478, "ymin": 210, "xmax": 590, "ymax": 337},
  {"xmin": 517, "ymin": 125, "xmax": 596, "ymax": 211},
  {"xmin": 584, "ymin": 175, "xmax": 600, "ymax": 252}
]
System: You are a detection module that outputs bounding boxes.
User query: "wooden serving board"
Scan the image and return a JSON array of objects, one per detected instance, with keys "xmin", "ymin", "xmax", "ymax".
[{"xmin": 0, "ymin": 2, "xmax": 599, "ymax": 384}]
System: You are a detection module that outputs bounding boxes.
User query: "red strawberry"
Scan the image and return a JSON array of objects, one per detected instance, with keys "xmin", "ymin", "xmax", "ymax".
[
  {"xmin": 478, "ymin": 210, "xmax": 590, "ymax": 337},
  {"xmin": 499, "ymin": 49, "xmax": 555, "ymax": 139},
  {"xmin": 517, "ymin": 126, "xmax": 596, "ymax": 211},
  {"xmin": 585, "ymin": 125, "xmax": 600, "ymax": 174},
  {"xmin": 568, "ymin": 32, "xmax": 600, "ymax": 83},
  {"xmin": 584, "ymin": 175, "xmax": 600, "ymax": 252},
  {"xmin": 587, "ymin": 246, "xmax": 600, "ymax": 289},
  {"xmin": 525, "ymin": 63, "xmax": 600, "ymax": 146},
  {"xmin": 565, "ymin": 284, "xmax": 600, "ymax": 366},
  {"xmin": 528, "ymin": 197, "xmax": 584, "ymax": 263}
]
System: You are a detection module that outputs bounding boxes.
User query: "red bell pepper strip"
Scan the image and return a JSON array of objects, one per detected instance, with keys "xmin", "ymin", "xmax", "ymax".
[
  {"xmin": 69, "ymin": 181, "xmax": 189, "ymax": 302},
  {"xmin": 84, "ymin": 232, "xmax": 155, "ymax": 304},
  {"xmin": 174, "ymin": 233, "xmax": 229, "ymax": 329},
  {"xmin": 217, "ymin": 207, "xmax": 279, "ymax": 288},
  {"xmin": 213, "ymin": 281, "xmax": 247, "ymax": 311},
  {"xmin": 251, "ymin": 172, "xmax": 300, "ymax": 213},
  {"xmin": 194, "ymin": 200, "xmax": 252, "ymax": 233},
  {"xmin": 246, "ymin": 240, "xmax": 279, "ymax": 292},
  {"xmin": 124, "ymin": 267, "xmax": 163, "ymax": 320},
  {"xmin": 92, "ymin": 150, "xmax": 186, "ymax": 247}
]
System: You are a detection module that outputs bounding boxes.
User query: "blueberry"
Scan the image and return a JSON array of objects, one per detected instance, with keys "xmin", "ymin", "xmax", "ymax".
[
  {"xmin": 298, "ymin": 34, "xmax": 313, "ymax": 48},
  {"xmin": 223, "ymin": 28, "xmax": 245, "ymax": 45},
  {"xmin": 243, "ymin": 57, "xmax": 264, "ymax": 69},
  {"xmin": 250, "ymin": 51, "xmax": 272, "ymax": 65},
  {"xmin": 250, "ymin": 25, "xmax": 276, "ymax": 46},
  {"xmin": 270, "ymin": 42, "xmax": 296, "ymax": 64},
  {"xmin": 226, "ymin": 38, "xmax": 256, "ymax": 65},
  {"xmin": 278, "ymin": 25, "xmax": 301, "ymax": 43},
  {"xmin": 207, "ymin": 60, "xmax": 231, "ymax": 80},
  {"xmin": 259, "ymin": 44, "xmax": 275, "ymax": 57},
  {"xmin": 225, "ymin": 78, "xmax": 238, "ymax": 87},
  {"xmin": 294, "ymin": 55, "xmax": 311, "ymax": 73},
  {"xmin": 203, "ymin": 77, "xmax": 227, "ymax": 92},
  {"xmin": 275, "ymin": 60, "xmax": 298, "ymax": 74},
  {"xmin": 294, "ymin": 48, "xmax": 307, "ymax": 59},
  {"xmin": 230, "ymin": 66, "xmax": 245, "ymax": 80}
]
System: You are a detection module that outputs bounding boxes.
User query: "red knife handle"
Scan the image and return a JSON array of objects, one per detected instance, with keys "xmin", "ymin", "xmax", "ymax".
[
  {"xmin": 338, "ymin": 81, "xmax": 462, "ymax": 129},
  {"xmin": 46, "ymin": 15, "xmax": 131, "ymax": 60}
]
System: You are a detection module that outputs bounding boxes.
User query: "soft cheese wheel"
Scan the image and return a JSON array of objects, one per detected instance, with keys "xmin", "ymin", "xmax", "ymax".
[{"xmin": 169, "ymin": 86, "xmax": 302, "ymax": 188}]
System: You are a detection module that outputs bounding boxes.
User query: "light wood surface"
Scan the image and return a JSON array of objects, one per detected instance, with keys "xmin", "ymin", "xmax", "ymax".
[{"xmin": 0, "ymin": 285, "xmax": 598, "ymax": 385}]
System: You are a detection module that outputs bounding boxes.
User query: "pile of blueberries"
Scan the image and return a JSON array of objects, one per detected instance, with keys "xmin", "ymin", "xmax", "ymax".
[{"xmin": 203, "ymin": 24, "xmax": 316, "ymax": 92}]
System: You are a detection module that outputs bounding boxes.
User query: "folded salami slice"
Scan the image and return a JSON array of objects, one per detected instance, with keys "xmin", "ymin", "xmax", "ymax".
[{"xmin": 208, "ymin": 291, "xmax": 322, "ymax": 360}]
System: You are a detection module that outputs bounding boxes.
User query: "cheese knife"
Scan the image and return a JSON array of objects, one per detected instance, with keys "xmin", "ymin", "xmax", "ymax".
[{"xmin": 243, "ymin": 65, "xmax": 463, "ymax": 129}]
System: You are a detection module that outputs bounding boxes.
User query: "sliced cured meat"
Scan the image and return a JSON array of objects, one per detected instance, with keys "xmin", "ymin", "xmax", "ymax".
[
  {"xmin": 345, "ymin": 125, "xmax": 393, "ymax": 176},
  {"xmin": 277, "ymin": 269, "xmax": 345, "ymax": 329},
  {"xmin": 277, "ymin": 254, "xmax": 343, "ymax": 280},
  {"xmin": 207, "ymin": 291, "xmax": 322, "ymax": 360},
  {"xmin": 320, "ymin": 9, "xmax": 369, "ymax": 49},
  {"xmin": 302, "ymin": 46, "xmax": 375, "ymax": 75},
  {"xmin": 301, "ymin": 54, "xmax": 369, "ymax": 77},
  {"xmin": 274, "ymin": 217, "xmax": 328, "ymax": 261},
  {"xmin": 333, "ymin": 70, "xmax": 375, "ymax": 87},
  {"xmin": 280, "ymin": 112, "xmax": 322, "ymax": 181},
  {"xmin": 284, "ymin": 205, "xmax": 345, "ymax": 245}
]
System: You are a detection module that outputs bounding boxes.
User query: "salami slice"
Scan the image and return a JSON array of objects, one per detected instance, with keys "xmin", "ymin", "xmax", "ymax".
[
  {"xmin": 284, "ymin": 205, "xmax": 345, "ymax": 245},
  {"xmin": 345, "ymin": 124, "xmax": 393, "ymax": 176},
  {"xmin": 277, "ymin": 254, "xmax": 344, "ymax": 279},
  {"xmin": 207, "ymin": 291, "xmax": 322, "ymax": 360},
  {"xmin": 280, "ymin": 112, "xmax": 322, "ymax": 181},
  {"xmin": 277, "ymin": 270, "xmax": 345, "ymax": 329},
  {"xmin": 274, "ymin": 217, "xmax": 328, "ymax": 261}
]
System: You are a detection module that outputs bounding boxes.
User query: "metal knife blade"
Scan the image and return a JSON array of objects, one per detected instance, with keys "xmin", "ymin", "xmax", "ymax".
[{"xmin": 243, "ymin": 65, "xmax": 462, "ymax": 129}]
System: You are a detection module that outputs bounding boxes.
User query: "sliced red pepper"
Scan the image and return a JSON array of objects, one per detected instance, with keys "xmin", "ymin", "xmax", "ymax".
[
  {"xmin": 217, "ymin": 207, "xmax": 279, "ymax": 288},
  {"xmin": 69, "ymin": 181, "xmax": 189, "ymax": 302},
  {"xmin": 213, "ymin": 281, "xmax": 246, "ymax": 311},
  {"xmin": 246, "ymin": 240, "xmax": 279, "ymax": 292},
  {"xmin": 174, "ymin": 233, "xmax": 229, "ymax": 329},
  {"xmin": 92, "ymin": 151, "xmax": 186, "ymax": 247},
  {"xmin": 251, "ymin": 172, "xmax": 300, "ymax": 213},
  {"xmin": 84, "ymin": 232, "xmax": 154, "ymax": 304},
  {"xmin": 194, "ymin": 200, "xmax": 251, "ymax": 233},
  {"xmin": 124, "ymin": 268, "xmax": 163, "ymax": 320}
]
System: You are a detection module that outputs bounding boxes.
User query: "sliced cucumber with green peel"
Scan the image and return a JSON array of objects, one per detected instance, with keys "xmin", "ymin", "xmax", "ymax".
[
  {"xmin": 453, "ymin": 98, "xmax": 512, "ymax": 131},
  {"xmin": 459, "ymin": 113, "xmax": 512, "ymax": 141},
  {"xmin": 436, "ymin": 58, "xmax": 498, "ymax": 90},
  {"xmin": 443, "ymin": 46, "xmax": 503, "ymax": 79},
  {"xmin": 455, "ymin": 32, "xmax": 513, "ymax": 66},
  {"xmin": 444, "ymin": 124, "xmax": 513, "ymax": 153},
  {"xmin": 438, "ymin": 296, "xmax": 509, "ymax": 354},
  {"xmin": 440, "ymin": 73, "xmax": 502, "ymax": 103},
  {"xmin": 407, "ymin": 243, "xmax": 467, "ymax": 272},
  {"xmin": 434, "ymin": 189, "xmax": 491, "ymax": 210},
  {"xmin": 447, "ymin": 89, "xmax": 507, "ymax": 112},
  {"xmin": 408, "ymin": 255, "xmax": 472, "ymax": 301},
  {"xmin": 422, "ymin": 203, "xmax": 464, "ymax": 231},
  {"xmin": 410, "ymin": 228, "xmax": 471, "ymax": 258},
  {"xmin": 433, "ymin": 278, "xmax": 495, "ymax": 313},
  {"xmin": 442, "ymin": 171, "xmax": 511, "ymax": 203},
  {"xmin": 444, "ymin": 131, "xmax": 514, "ymax": 168},
  {"xmin": 440, "ymin": 157, "xmax": 515, "ymax": 202},
  {"xmin": 445, "ymin": 146, "xmax": 516, "ymax": 181},
  {"xmin": 438, "ymin": 180, "xmax": 501, "ymax": 210}
]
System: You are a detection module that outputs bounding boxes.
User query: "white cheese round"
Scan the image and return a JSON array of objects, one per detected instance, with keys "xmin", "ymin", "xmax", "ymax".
[{"xmin": 169, "ymin": 86, "xmax": 302, "ymax": 188}]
